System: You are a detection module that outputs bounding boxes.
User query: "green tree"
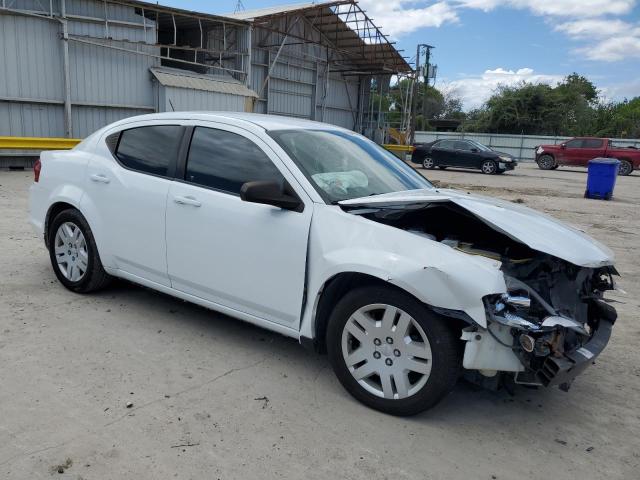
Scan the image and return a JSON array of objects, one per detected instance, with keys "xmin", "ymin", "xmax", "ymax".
[
  {"xmin": 460, "ymin": 73, "xmax": 639, "ymax": 137},
  {"xmin": 387, "ymin": 80, "xmax": 464, "ymax": 129}
]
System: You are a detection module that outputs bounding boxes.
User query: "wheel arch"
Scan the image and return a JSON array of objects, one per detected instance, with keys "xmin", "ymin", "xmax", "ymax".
[
  {"xmin": 44, "ymin": 200, "xmax": 82, "ymax": 249},
  {"xmin": 44, "ymin": 199, "xmax": 104, "ymax": 264},
  {"xmin": 305, "ymin": 271, "xmax": 473, "ymax": 354},
  {"xmin": 480, "ymin": 154, "xmax": 496, "ymax": 167},
  {"xmin": 537, "ymin": 152, "xmax": 556, "ymax": 163}
]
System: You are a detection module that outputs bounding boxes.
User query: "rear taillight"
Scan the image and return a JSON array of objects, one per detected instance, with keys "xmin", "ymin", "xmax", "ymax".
[{"xmin": 34, "ymin": 158, "xmax": 41, "ymax": 182}]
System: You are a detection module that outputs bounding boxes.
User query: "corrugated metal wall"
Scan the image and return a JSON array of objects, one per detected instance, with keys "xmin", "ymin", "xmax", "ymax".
[
  {"xmin": 69, "ymin": 39, "xmax": 156, "ymax": 108},
  {"xmin": 0, "ymin": 3, "xmax": 159, "ymax": 139},
  {"xmin": 0, "ymin": 102, "xmax": 66, "ymax": 138},
  {"xmin": 0, "ymin": 13, "xmax": 66, "ymax": 137},
  {"xmin": 1, "ymin": 0, "xmax": 374, "ymax": 143}
]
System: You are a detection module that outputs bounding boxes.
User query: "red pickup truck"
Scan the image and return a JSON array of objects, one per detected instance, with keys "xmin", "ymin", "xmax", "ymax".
[{"xmin": 535, "ymin": 137, "xmax": 639, "ymax": 176}]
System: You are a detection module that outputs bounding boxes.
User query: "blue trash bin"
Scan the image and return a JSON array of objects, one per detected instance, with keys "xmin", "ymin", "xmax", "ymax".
[{"xmin": 585, "ymin": 158, "xmax": 619, "ymax": 200}]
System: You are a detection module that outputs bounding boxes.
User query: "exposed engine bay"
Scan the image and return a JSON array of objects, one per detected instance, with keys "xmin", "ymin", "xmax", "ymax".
[{"xmin": 344, "ymin": 201, "xmax": 618, "ymax": 390}]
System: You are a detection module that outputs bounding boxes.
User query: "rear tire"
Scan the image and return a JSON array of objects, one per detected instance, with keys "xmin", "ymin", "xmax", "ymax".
[
  {"xmin": 537, "ymin": 154, "xmax": 555, "ymax": 170},
  {"xmin": 422, "ymin": 157, "xmax": 435, "ymax": 169},
  {"xmin": 618, "ymin": 159, "xmax": 633, "ymax": 176},
  {"xmin": 48, "ymin": 209, "xmax": 112, "ymax": 293},
  {"xmin": 326, "ymin": 286, "xmax": 461, "ymax": 416}
]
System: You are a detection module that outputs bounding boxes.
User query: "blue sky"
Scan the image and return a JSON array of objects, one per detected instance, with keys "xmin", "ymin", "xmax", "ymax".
[{"xmin": 162, "ymin": 0, "xmax": 640, "ymax": 109}]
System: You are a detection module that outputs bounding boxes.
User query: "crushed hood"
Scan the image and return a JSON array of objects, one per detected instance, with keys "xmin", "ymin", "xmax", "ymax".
[{"xmin": 339, "ymin": 189, "xmax": 614, "ymax": 268}]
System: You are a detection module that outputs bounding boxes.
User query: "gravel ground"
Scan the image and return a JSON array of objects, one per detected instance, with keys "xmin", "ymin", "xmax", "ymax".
[{"xmin": 0, "ymin": 163, "xmax": 638, "ymax": 479}]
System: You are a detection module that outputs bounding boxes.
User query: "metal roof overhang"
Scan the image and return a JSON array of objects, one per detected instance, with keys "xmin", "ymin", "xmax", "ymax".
[
  {"xmin": 227, "ymin": 1, "xmax": 411, "ymax": 75},
  {"xmin": 151, "ymin": 68, "xmax": 259, "ymax": 97}
]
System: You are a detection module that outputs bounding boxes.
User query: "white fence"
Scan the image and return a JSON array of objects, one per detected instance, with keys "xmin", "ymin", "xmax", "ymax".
[{"xmin": 414, "ymin": 131, "xmax": 640, "ymax": 161}]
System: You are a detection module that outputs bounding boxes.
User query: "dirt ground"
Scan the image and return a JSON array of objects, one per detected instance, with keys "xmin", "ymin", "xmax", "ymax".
[{"xmin": 1, "ymin": 163, "xmax": 639, "ymax": 479}]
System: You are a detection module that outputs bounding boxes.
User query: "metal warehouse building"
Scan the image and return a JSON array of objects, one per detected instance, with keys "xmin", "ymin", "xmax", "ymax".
[{"xmin": 0, "ymin": 0, "xmax": 410, "ymax": 151}]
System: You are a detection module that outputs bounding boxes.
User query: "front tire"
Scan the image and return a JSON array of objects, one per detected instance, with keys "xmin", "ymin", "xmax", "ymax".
[
  {"xmin": 537, "ymin": 154, "xmax": 555, "ymax": 170},
  {"xmin": 48, "ymin": 209, "xmax": 112, "ymax": 293},
  {"xmin": 619, "ymin": 159, "xmax": 633, "ymax": 176},
  {"xmin": 481, "ymin": 160, "xmax": 497, "ymax": 174},
  {"xmin": 326, "ymin": 286, "xmax": 461, "ymax": 416}
]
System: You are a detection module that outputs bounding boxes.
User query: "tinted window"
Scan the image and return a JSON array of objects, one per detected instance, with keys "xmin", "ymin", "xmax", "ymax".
[
  {"xmin": 116, "ymin": 125, "xmax": 184, "ymax": 176},
  {"xmin": 565, "ymin": 139, "xmax": 583, "ymax": 148},
  {"xmin": 186, "ymin": 127, "xmax": 285, "ymax": 194},
  {"xmin": 454, "ymin": 141, "xmax": 473, "ymax": 151},
  {"xmin": 435, "ymin": 140, "xmax": 456, "ymax": 149},
  {"xmin": 468, "ymin": 140, "xmax": 492, "ymax": 152},
  {"xmin": 582, "ymin": 139, "xmax": 604, "ymax": 148}
]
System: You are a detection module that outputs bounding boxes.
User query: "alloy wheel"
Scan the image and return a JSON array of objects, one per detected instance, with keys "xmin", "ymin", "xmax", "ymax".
[
  {"xmin": 54, "ymin": 222, "xmax": 88, "ymax": 282},
  {"xmin": 481, "ymin": 160, "xmax": 496, "ymax": 174},
  {"xmin": 537, "ymin": 155, "xmax": 554, "ymax": 170},
  {"xmin": 422, "ymin": 157, "xmax": 434, "ymax": 169},
  {"xmin": 341, "ymin": 304, "xmax": 432, "ymax": 400},
  {"xmin": 619, "ymin": 160, "xmax": 632, "ymax": 176}
]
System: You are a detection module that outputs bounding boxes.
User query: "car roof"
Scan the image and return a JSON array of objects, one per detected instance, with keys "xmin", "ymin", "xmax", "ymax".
[{"xmin": 109, "ymin": 111, "xmax": 351, "ymax": 132}]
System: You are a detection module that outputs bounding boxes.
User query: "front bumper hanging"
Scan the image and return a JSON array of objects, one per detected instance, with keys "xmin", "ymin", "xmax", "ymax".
[{"xmin": 537, "ymin": 318, "xmax": 613, "ymax": 388}]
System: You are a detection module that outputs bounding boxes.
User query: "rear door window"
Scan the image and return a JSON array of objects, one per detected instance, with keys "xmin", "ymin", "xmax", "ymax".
[
  {"xmin": 185, "ymin": 127, "xmax": 285, "ymax": 195},
  {"xmin": 435, "ymin": 140, "xmax": 455, "ymax": 150},
  {"xmin": 582, "ymin": 139, "xmax": 604, "ymax": 148},
  {"xmin": 454, "ymin": 141, "xmax": 473, "ymax": 151},
  {"xmin": 115, "ymin": 125, "xmax": 184, "ymax": 177}
]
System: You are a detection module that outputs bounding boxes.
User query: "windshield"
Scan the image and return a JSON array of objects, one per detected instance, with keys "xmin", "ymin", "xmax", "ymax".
[
  {"xmin": 269, "ymin": 129, "xmax": 433, "ymax": 203},
  {"xmin": 467, "ymin": 140, "xmax": 492, "ymax": 152}
]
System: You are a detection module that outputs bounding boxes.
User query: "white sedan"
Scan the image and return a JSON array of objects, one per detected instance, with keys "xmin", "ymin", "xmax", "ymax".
[{"xmin": 29, "ymin": 113, "xmax": 617, "ymax": 415}]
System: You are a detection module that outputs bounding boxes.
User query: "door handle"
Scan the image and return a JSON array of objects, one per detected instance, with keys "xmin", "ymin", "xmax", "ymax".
[
  {"xmin": 173, "ymin": 195, "xmax": 201, "ymax": 207},
  {"xmin": 90, "ymin": 174, "xmax": 110, "ymax": 184}
]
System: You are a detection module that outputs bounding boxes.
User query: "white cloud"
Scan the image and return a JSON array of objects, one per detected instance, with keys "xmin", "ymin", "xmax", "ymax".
[
  {"xmin": 456, "ymin": 0, "xmax": 636, "ymax": 17},
  {"xmin": 600, "ymin": 78, "xmax": 640, "ymax": 101},
  {"xmin": 554, "ymin": 19, "xmax": 636, "ymax": 38},
  {"xmin": 357, "ymin": 1, "xmax": 459, "ymax": 37},
  {"xmin": 441, "ymin": 67, "xmax": 563, "ymax": 109},
  {"xmin": 554, "ymin": 19, "xmax": 640, "ymax": 61},
  {"xmin": 356, "ymin": 1, "xmax": 640, "ymax": 64},
  {"xmin": 580, "ymin": 35, "xmax": 640, "ymax": 61}
]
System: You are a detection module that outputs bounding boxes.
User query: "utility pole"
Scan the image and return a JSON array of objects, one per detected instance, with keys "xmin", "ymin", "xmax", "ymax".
[
  {"xmin": 421, "ymin": 45, "xmax": 434, "ymax": 122},
  {"xmin": 409, "ymin": 44, "xmax": 421, "ymax": 145},
  {"xmin": 409, "ymin": 43, "xmax": 434, "ymax": 145}
]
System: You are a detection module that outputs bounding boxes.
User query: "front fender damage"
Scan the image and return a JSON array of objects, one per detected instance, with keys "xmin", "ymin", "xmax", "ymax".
[
  {"xmin": 303, "ymin": 205, "xmax": 508, "ymax": 343},
  {"xmin": 338, "ymin": 197, "xmax": 618, "ymax": 391}
]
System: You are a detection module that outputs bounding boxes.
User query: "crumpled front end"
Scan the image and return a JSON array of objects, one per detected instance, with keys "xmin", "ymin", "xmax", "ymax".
[
  {"xmin": 463, "ymin": 258, "xmax": 617, "ymax": 390},
  {"xmin": 340, "ymin": 194, "xmax": 618, "ymax": 391}
]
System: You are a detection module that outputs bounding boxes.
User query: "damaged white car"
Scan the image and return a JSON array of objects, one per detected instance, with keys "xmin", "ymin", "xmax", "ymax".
[{"xmin": 29, "ymin": 113, "xmax": 617, "ymax": 416}]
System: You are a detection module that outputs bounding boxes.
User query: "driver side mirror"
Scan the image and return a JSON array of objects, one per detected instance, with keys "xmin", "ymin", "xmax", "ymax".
[
  {"xmin": 560, "ymin": 143, "xmax": 566, "ymax": 149},
  {"xmin": 240, "ymin": 180, "xmax": 303, "ymax": 212},
  {"xmin": 470, "ymin": 148, "xmax": 479, "ymax": 153}
]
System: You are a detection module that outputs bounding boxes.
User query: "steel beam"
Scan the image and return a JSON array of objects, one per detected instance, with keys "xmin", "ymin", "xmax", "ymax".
[
  {"xmin": 258, "ymin": 16, "xmax": 301, "ymax": 99},
  {"xmin": 60, "ymin": 0, "xmax": 72, "ymax": 138}
]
